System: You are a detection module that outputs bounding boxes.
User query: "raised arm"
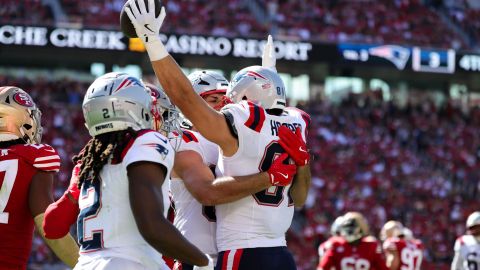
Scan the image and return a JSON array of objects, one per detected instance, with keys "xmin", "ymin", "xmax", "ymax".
[
  {"xmin": 128, "ymin": 161, "xmax": 208, "ymax": 266},
  {"xmin": 124, "ymin": 0, "xmax": 236, "ymax": 154},
  {"xmin": 173, "ymin": 150, "xmax": 296, "ymax": 206}
]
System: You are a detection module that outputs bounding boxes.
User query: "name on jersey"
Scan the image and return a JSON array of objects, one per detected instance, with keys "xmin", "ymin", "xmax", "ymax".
[{"xmin": 270, "ymin": 120, "xmax": 302, "ymax": 136}]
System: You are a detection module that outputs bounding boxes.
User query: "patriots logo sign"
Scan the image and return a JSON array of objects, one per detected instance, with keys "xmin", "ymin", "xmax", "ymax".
[
  {"xmin": 143, "ymin": 143, "xmax": 169, "ymax": 159},
  {"xmin": 114, "ymin": 77, "xmax": 144, "ymax": 93}
]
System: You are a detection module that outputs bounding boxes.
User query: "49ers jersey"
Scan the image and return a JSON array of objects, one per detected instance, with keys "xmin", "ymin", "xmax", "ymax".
[
  {"xmin": 170, "ymin": 129, "xmax": 219, "ymax": 257},
  {"xmin": 453, "ymin": 235, "xmax": 480, "ymax": 270},
  {"xmin": 0, "ymin": 143, "xmax": 60, "ymax": 269},
  {"xmin": 76, "ymin": 130, "xmax": 173, "ymax": 270},
  {"xmin": 383, "ymin": 237, "xmax": 424, "ymax": 270},
  {"xmin": 319, "ymin": 237, "xmax": 389, "ymax": 270},
  {"xmin": 215, "ymin": 101, "xmax": 310, "ymax": 252}
]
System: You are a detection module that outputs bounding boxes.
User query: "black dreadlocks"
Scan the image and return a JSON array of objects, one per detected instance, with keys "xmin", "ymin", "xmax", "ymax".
[{"xmin": 73, "ymin": 128, "xmax": 138, "ymax": 188}]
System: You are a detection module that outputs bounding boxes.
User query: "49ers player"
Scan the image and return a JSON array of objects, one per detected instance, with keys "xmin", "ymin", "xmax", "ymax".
[
  {"xmin": 318, "ymin": 212, "xmax": 389, "ymax": 270},
  {"xmin": 0, "ymin": 86, "xmax": 79, "ymax": 269},
  {"xmin": 452, "ymin": 211, "xmax": 480, "ymax": 270},
  {"xmin": 125, "ymin": 3, "xmax": 311, "ymax": 268},
  {"xmin": 381, "ymin": 221, "xmax": 424, "ymax": 270},
  {"xmin": 318, "ymin": 215, "xmax": 344, "ymax": 262}
]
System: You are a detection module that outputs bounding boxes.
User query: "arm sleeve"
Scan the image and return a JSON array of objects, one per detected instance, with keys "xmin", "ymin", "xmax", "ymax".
[
  {"xmin": 451, "ymin": 252, "xmax": 464, "ymax": 270},
  {"xmin": 43, "ymin": 194, "xmax": 79, "ymax": 239},
  {"xmin": 374, "ymin": 242, "xmax": 390, "ymax": 270},
  {"xmin": 123, "ymin": 131, "xmax": 174, "ymax": 171},
  {"xmin": 318, "ymin": 245, "xmax": 335, "ymax": 269}
]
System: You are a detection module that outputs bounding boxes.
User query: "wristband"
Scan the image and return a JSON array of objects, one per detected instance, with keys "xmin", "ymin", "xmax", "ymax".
[{"xmin": 145, "ymin": 38, "xmax": 169, "ymax": 61}]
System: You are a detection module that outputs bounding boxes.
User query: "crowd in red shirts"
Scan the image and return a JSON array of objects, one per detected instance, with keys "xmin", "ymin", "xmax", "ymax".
[{"xmin": 1, "ymin": 0, "xmax": 479, "ymax": 50}]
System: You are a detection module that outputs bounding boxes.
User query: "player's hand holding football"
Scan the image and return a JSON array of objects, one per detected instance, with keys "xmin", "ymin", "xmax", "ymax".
[
  {"xmin": 125, "ymin": 0, "xmax": 169, "ymax": 61},
  {"xmin": 267, "ymin": 153, "xmax": 297, "ymax": 186},
  {"xmin": 278, "ymin": 126, "xmax": 310, "ymax": 166}
]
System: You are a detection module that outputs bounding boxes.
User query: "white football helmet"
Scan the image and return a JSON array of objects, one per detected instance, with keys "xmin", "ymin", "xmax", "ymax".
[
  {"xmin": 0, "ymin": 86, "xmax": 42, "ymax": 143},
  {"xmin": 187, "ymin": 70, "xmax": 229, "ymax": 97},
  {"xmin": 145, "ymin": 83, "xmax": 181, "ymax": 135},
  {"xmin": 380, "ymin": 220, "xmax": 404, "ymax": 241},
  {"xmin": 227, "ymin": 66, "xmax": 286, "ymax": 110},
  {"xmin": 330, "ymin": 216, "xmax": 344, "ymax": 236},
  {"xmin": 400, "ymin": 227, "xmax": 414, "ymax": 240},
  {"xmin": 339, "ymin": 212, "xmax": 370, "ymax": 243},
  {"xmin": 467, "ymin": 211, "xmax": 480, "ymax": 229},
  {"xmin": 83, "ymin": 72, "xmax": 152, "ymax": 136}
]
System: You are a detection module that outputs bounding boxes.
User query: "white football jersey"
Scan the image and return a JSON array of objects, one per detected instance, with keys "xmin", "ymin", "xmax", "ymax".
[
  {"xmin": 454, "ymin": 235, "xmax": 480, "ymax": 270},
  {"xmin": 170, "ymin": 129, "xmax": 219, "ymax": 257},
  {"xmin": 77, "ymin": 130, "xmax": 174, "ymax": 270},
  {"xmin": 215, "ymin": 101, "xmax": 310, "ymax": 251}
]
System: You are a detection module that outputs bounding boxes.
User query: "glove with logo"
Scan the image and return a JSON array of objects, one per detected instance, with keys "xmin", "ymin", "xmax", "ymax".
[
  {"xmin": 124, "ymin": 0, "xmax": 169, "ymax": 61},
  {"xmin": 266, "ymin": 153, "xmax": 297, "ymax": 186},
  {"xmin": 278, "ymin": 126, "xmax": 310, "ymax": 166}
]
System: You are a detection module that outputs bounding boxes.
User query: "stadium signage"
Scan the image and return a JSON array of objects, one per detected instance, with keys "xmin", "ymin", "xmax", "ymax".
[
  {"xmin": 0, "ymin": 25, "xmax": 125, "ymax": 50},
  {"xmin": 338, "ymin": 43, "xmax": 480, "ymax": 74},
  {"xmin": 156, "ymin": 34, "xmax": 312, "ymax": 61},
  {"xmin": 0, "ymin": 24, "xmax": 313, "ymax": 61}
]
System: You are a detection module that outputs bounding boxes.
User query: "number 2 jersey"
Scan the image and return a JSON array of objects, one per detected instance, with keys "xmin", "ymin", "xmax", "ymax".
[
  {"xmin": 0, "ymin": 143, "xmax": 60, "ymax": 269},
  {"xmin": 170, "ymin": 129, "xmax": 218, "ymax": 257},
  {"xmin": 76, "ymin": 130, "xmax": 173, "ymax": 270},
  {"xmin": 216, "ymin": 101, "xmax": 310, "ymax": 252}
]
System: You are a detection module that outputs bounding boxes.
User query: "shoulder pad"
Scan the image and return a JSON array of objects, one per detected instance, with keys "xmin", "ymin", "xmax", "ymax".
[
  {"xmin": 16, "ymin": 144, "xmax": 61, "ymax": 172},
  {"xmin": 285, "ymin": 107, "xmax": 311, "ymax": 129},
  {"xmin": 123, "ymin": 130, "xmax": 174, "ymax": 168}
]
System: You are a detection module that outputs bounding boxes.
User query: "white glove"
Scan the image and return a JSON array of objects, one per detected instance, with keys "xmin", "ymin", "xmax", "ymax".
[
  {"xmin": 125, "ymin": 0, "xmax": 169, "ymax": 61},
  {"xmin": 262, "ymin": 35, "xmax": 277, "ymax": 71}
]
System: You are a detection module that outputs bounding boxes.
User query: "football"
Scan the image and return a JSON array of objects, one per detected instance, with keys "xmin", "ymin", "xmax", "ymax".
[{"xmin": 120, "ymin": 0, "xmax": 162, "ymax": 38}]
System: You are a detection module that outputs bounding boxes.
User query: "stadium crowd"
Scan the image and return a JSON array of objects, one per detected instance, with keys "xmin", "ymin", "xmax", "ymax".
[
  {"xmin": 1, "ymin": 0, "xmax": 479, "ymax": 50},
  {"xmin": 0, "ymin": 74, "xmax": 475, "ymax": 269}
]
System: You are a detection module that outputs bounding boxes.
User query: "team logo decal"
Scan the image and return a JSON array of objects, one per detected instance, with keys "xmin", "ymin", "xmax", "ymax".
[
  {"xmin": 114, "ymin": 77, "xmax": 143, "ymax": 93},
  {"xmin": 13, "ymin": 92, "xmax": 34, "ymax": 107}
]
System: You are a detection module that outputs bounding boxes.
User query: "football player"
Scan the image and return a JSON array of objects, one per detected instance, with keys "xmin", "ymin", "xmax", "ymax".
[
  {"xmin": 318, "ymin": 212, "xmax": 389, "ymax": 270},
  {"xmin": 42, "ymin": 72, "xmax": 208, "ymax": 270},
  {"xmin": 0, "ymin": 86, "xmax": 79, "ymax": 269},
  {"xmin": 451, "ymin": 211, "xmax": 480, "ymax": 270},
  {"xmin": 381, "ymin": 221, "xmax": 424, "ymax": 270},
  {"xmin": 171, "ymin": 70, "xmax": 297, "ymax": 270},
  {"xmin": 125, "ymin": 3, "xmax": 311, "ymax": 269},
  {"xmin": 318, "ymin": 215, "xmax": 344, "ymax": 262}
]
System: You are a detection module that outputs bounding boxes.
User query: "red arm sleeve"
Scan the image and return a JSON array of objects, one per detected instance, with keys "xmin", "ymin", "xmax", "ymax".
[
  {"xmin": 43, "ymin": 193, "xmax": 79, "ymax": 239},
  {"xmin": 373, "ymin": 242, "xmax": 390, "ymax": 270},
  {"xmin": 318, "ymin": 247, "xmax": 335, "ymax": 270}
]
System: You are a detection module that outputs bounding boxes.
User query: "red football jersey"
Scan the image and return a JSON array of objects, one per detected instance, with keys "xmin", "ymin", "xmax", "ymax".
[
  {"xmin": 383, "ymin": 237, "xmax": 424, "ymax": 270},
  {"xmin": 0, "ymin": 143, "xmax": 60, "ymax": 269},
  {"xmin": 318, "ymin": 237, "xmax": 389, "ymax": 270}
]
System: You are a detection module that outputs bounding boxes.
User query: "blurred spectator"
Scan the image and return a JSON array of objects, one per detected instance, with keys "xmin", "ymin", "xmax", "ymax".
[{"xmin": 1, "ymin": 0, "xmax": 477, "ymax": 49}]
